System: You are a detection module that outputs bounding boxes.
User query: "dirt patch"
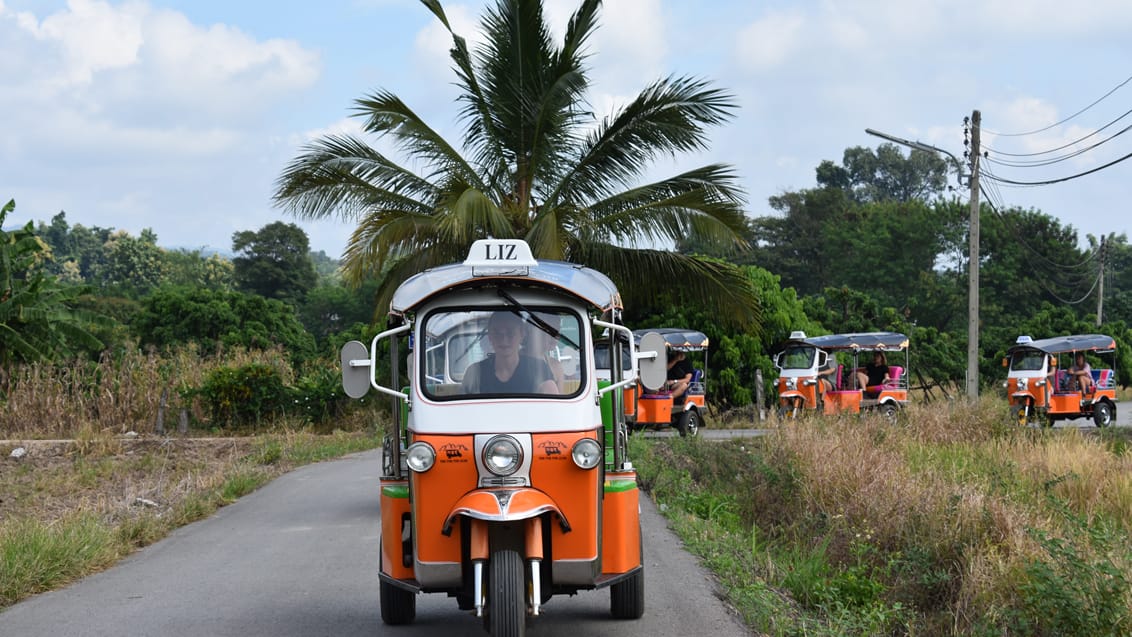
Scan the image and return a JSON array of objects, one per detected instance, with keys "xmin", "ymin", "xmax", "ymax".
[{"xmin": 1, "ymin": 437, "xmax": 258, "ymax": 525}]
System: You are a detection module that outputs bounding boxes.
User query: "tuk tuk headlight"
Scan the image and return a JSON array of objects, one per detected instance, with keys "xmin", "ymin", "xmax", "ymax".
[
  {"xmin": 571, "ymin": 438, "xmax": 602, "ymax": 470},
  {"xmin": 405, "ymin": 442, "xmax": 436, "ymax": 473},
  {"xmin": 483, "ymin": 435, "xmax": 522, "ymax": 476}
]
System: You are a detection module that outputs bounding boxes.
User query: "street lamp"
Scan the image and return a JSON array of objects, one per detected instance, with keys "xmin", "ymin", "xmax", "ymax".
[{"xmin": 866, "ymin": 115, "xmax": 982, "ymax": 402}]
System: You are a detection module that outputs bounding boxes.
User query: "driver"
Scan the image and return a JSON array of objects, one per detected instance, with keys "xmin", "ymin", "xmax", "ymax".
[{"xmin": 461, "ymin": 311, "xmax": 558, "ymax": 395}]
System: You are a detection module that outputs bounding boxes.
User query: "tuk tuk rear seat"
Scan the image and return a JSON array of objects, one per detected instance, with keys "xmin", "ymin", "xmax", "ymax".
[
  {"xmin": 847, "ymin": 365, "xmax": 904, "ymax": 391},
  {"xmin": 1093, "ymin": 369, "xmax": 1114, "ymax": 389},
  {"xmin": 687, "ymin": 369, "xmax": 705, "ymax": 395}
]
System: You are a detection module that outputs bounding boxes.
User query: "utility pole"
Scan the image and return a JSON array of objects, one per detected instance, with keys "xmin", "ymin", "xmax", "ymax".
[
  {"xmin": 1097, "ymin": 235, "xmax": 1105, "ymax": 326},
  {"xmin": 965, "ymin": 111, "xmax": 981, "ymax": 402},
  {"xmin": 864, "ymin": 123, "xmax": 978, "ymax": 400}
]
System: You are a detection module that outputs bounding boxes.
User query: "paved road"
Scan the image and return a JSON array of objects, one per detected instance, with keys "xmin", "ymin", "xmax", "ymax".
[{"xmin": 0, "ymin": 449, "xmax": 751, "ymax": 637}]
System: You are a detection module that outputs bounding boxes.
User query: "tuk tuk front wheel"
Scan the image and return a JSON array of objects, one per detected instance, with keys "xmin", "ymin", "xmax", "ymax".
[
  {"xmin": 1093, "ymin": 401, "xmax": 1114, "ymax": 427},
  {"xmin": 486, "ymin": 549, "xmax": 526, "ymax": 637},
  {"xmin": 379, "ymin": 578, "xmax": 416, "ymax": 625},
  {"xmin": 610, "ymin": 568, "xmax": 645, "ymax": 619},
  {"xmin": 1013, "ymin": 404, "xmax": 1030, "ymax": 427}
]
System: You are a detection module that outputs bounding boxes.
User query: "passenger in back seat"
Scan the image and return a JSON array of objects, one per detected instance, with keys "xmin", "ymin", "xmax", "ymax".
[{"xmin": 1068, "ymin": 353, "xmax": 1094, "ymax": 393}]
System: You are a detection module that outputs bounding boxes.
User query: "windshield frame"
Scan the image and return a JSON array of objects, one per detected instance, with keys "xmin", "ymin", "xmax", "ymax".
[{"xmin": 419, "ymin": 304, "xmax": 585, "ymax": 401}]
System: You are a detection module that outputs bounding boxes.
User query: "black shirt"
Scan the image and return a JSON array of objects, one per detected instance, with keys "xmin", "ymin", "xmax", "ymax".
[
  {"xmin": 865, "ymin": 362, "xmax": 889, "ymax": 387},
  {"xmin": 463, "ymin": 355, "xmax": 554, "ymax": 394},
  {"xmin": 667, "ymin": 357, "xmax": 695, "ymax": 382}
]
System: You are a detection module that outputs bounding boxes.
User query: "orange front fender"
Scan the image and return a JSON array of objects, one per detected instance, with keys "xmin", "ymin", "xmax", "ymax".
[{"xmin": 442, "ymin": 488, "xmax": 569, "ymax": 535}]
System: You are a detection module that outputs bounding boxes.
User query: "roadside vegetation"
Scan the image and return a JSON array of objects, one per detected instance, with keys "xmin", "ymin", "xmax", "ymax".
[
  {"xmin": 0, "ymin": 428, "xmax": 383, "ymax": 609},
  {"xmin": 632, "ymin": 401, "xmax": 1132, "ymax": 636}
]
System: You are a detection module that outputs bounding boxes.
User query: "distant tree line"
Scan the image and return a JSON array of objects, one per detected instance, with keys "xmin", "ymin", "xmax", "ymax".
[{"xmin": 3, "ymin": 143, "xmax": 1130, "ymax": 415}]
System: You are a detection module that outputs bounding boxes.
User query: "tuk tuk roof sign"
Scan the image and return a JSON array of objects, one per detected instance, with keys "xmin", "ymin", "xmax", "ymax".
[
  {"xmin": 803, "ymin": 331, "xmax": 909, "ymax": 351},
  {"xmin": 632, "ymin": 328, "xmax": 709, "ymax": 351},
  {"xmin": 1007, "ymin": 333, "xmax": 1116, "ymax": 355},
  {"xmin": 391, "ymin": 243, "xmax": 622, "ymax": 315}
]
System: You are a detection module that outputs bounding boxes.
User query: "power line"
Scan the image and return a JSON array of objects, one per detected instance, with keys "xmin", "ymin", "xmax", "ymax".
[
  {"xmin": 984, "ymin": 117, "xmax": 1132, "ymax": 165},
  {"xmin": 980, "ymin": 149, "xmax": 1132, "ymax": 186},
  {"xmin": 982, "ymin": 73, "xmax": 1132, "ymax": 137}
]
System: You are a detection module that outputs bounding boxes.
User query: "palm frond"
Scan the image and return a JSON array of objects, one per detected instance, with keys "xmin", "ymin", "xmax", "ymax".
[
  {"xmin": 571, "ymin": 241, "xmax": 761, "ymax": 329},
  {"xmin": 582, "ymin": 165, "xmax": 749, "ymax": 249},
  {"xmin": 274, "ymin": 135, "xmax": 438, "ymax": 223},
  {"xmin": 553, "ymin": 75, "xmax": 737, "ymax": 203},
  {"xmin": 353, "ymin": 91, "xmax": 483, "ymax": 189}
]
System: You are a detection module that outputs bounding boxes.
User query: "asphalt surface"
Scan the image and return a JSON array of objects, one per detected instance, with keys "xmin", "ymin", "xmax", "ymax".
[{"xmin": 0, "ymin": 449, "xmax": 751, "ymax": 637}]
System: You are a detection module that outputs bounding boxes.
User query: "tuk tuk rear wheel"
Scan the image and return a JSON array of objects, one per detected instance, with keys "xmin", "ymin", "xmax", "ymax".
[
  {"xmin": 1093, "ymin": 401, "xmax": 1114, "ymax": 427},
  {"xmin": 675, "ymin": 409, "xmax": 701, "ymax": 437},
  {"xmin": 610, "ymin": 568, "xmax": 645, "ymax": 619},
  {"xmin": 486, "ymin": 549, "xmax": 526, "ymax": 637},
  {"xmin": 379, "ymin": 578, "xmax": 416, "ymax": 625}
]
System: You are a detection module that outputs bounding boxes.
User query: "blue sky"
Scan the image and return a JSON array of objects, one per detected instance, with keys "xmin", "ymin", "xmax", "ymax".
[{"xmin": 3, "ymin": 0, "xmax": 1131, "ymax": 257}]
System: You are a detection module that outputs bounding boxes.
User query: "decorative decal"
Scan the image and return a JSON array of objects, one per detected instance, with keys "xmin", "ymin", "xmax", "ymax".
[
  {"xmin": 537, "ymin": 440, "xmax": 567, "ymax": 460},
  {"xmin": 439, "ymin": 443, "xmax": 470, "ymax": 462}
]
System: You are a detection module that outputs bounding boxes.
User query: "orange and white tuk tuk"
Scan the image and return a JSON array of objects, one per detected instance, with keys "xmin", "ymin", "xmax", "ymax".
[
  {"xmin": 340, "ymin": 239, "xmax": 663, "ymax": 636},
  {"xmin": 774, "ymin": 331, "xmax": 910, "ymax": 419},
  {"xmin": 1003, "ymin": 334, "xmax": 1118, "ymax": 427},
  {"xmin": 597, "ymin": 329, "xmax": 708, "ymax": 437}
]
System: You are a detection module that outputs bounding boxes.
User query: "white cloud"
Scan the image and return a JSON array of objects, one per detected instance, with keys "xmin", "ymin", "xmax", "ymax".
[
  {"xmin": 734, "ymin": 10, "xmax": 805, "ymax": 71},
  {"xmin": 18, "ymin": 0, "xmax": 145, "ymax": 87}
]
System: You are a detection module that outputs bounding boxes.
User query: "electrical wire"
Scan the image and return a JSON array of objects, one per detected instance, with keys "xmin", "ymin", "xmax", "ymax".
[
  {"xmin": 982, "ymin": 74, "xmax": 1132, "ymax": 137},
  {"xmin": 980, "ymin": 149, "xmax": 1132, "ymax": 186},
  {"xmin": 984, "ymin": 119, "xmax": 1132, "ymax": 167}
]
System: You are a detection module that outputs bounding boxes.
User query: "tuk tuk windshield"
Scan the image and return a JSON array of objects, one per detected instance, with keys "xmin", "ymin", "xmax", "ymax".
[
  {"xmin": 780, "ymin": 345, "xmax": 817, "ymax": 370},
  {"xmin": 421, "ymin": 306, "xmax": 583, "ymax": 400},
  {"xmin": 1010, "ymin": 350, "xmax": 1046, "ymax": 372}
]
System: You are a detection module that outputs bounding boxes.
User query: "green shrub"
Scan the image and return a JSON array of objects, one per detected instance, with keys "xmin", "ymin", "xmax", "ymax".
[
  {"xmin": 291, "ymin": 365, "xmax": 350, "ymax": 425},
  {"xmin": 1014, "ymin": 504, "xmax": 1131, "ymax": 636},
  {"xmin": 194, "ymin": 363, "xmax": 291, "ymax": 427}
]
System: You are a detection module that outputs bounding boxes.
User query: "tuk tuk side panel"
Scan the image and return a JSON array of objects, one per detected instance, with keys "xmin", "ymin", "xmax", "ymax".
[
  {"xmin": 380, "ymin": 479, "xmax": 414, "ymax": 580},
  {"xmin": 1048, "ymin": 394, "xmax": 1085, "ymax": 415},
  {"xmin": 636, "ymin": 394, "xmax": 672, "ymax": 425},
  {"xmin": 409, "ymin": 434, "xmax": 479, "ymax": 565},
  {"xmin": 601, "ymin": 472, "xmax": 641, "ymax": 575},
  {"xmin": 876, "ymin": 389, "xmax": 908, "ymax": 403},
  {"xmin": 530, "ymin": 431, "xmax": 601, "ymax": 562},
  {"xmin": 824, "ymin": 390, "xmax": 861, "ymax": 414}
]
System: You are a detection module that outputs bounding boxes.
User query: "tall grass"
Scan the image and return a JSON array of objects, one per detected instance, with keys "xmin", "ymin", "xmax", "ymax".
[
  {"xmin": 633, "ymin": 398, "xmax": 1132, "ymax": 635},
  {"xmin": 0, "ymin": 343, "xmax": 299, "ymax": 439}
]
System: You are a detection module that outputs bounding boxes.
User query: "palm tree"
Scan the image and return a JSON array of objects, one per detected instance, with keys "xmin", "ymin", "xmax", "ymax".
[{"xmin": 273, "ymin": 0, "xmax": 759, "ymax": 327}]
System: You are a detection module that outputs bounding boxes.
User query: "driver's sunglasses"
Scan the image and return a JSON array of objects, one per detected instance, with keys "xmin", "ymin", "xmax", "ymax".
[{"xmin": 489, "ymin": 328, "xmax": 521, "ymax": 339}]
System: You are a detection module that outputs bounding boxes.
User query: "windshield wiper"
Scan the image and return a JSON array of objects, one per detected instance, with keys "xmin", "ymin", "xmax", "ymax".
[{"xmin": 497, "ymin": 289, "xmax": 580, "ymax": 350}]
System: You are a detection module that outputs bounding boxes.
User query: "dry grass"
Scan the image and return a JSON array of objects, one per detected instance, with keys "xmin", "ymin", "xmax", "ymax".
[
  {"xmin": 761, "ymin": 398, "xmax": 1132, "ymax": 629},
  {"xmin": 0, "ymin": 429, "xmax": 381, "ymax": 607},
  {"xmin": 0, "ymin": 343, "xmax": 297, "ymax": 439}
]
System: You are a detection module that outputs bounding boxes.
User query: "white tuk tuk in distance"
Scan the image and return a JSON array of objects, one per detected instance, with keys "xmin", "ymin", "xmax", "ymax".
[{"xmin": 339, "ymin": 239, "xmax": 667, "ymax": 637}]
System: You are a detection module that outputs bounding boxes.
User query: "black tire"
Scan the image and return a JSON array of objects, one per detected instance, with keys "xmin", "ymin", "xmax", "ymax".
[
  {"xmin": 1093, "ymin": 401, "xmax": 1114, "ymax": 427},
  {"xmin": 610, "ymin": 568, "xmax": 645, "ymax": 619},
  {"xmin": 1013, "ymin": 404, "xmax": 1030, "ymax": 427},
  {"xmin": 879, "ymin": 402, "xmax": 899, "ymax": 421},
  {"xmin": 487, "ymin": 549, "xmax": 526, "ymax": 637},
  {"xmin": 380, "ymin": 578, "xmax": 416, "ymax": 625},
  {"xmin": 677, "ymin": 409, "xmax": 701, "ymax": 437}
]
